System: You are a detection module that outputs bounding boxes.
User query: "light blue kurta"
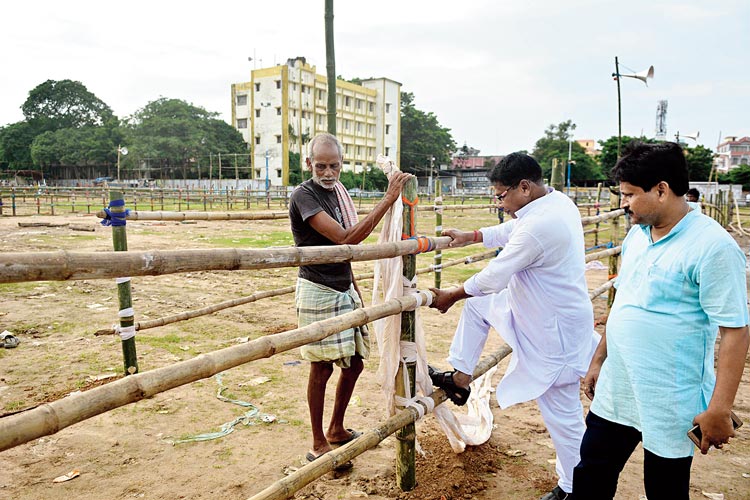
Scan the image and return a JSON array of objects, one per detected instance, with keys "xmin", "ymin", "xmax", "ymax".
[{"xmin": 591, "ymin": 208, "xmax": 748, "ymax": 457}]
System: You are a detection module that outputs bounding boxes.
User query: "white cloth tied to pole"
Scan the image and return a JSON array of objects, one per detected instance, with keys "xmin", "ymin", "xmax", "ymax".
[{"xmin": 372, "ymin": 156, "xmax": 495, "ymax": 453}]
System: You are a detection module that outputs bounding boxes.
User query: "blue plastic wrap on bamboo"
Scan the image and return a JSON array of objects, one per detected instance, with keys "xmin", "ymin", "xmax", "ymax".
[{"xmin": 101, "ymin": 199, "xmax": 130, "ymax": 227}]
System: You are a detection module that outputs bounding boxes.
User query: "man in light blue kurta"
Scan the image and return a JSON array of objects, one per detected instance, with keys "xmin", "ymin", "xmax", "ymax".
[{"xmin": 573, "ymin": 142, "xmax": 750, "ymax": 500}]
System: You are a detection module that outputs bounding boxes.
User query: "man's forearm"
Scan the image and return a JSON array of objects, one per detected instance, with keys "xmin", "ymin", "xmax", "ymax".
[
  {"xmin": 342, "ymin": 194, "xmax": 397, "ymax": 244},
  {"xmin": 709, "ymin": 326, "xmax": 750, "ymax": 413}
]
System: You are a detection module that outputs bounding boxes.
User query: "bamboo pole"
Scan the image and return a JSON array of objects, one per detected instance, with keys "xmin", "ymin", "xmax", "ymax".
[
  {"xmin": 0, "ymin": 291, "xmax": 434, "ymax": 452},
  {"xmin": 247, "ymin": 344, "xmax": 513, "ymax": 500},
  {"xmin": 0, "ymin": 236, "xmax": 455, "ymax": 284},
  {"xmin": 589, "ymin": 278, "xmax": 616, "ymax": 300},
  {"xmin": 93, "ymin": 204, "xmax": 498, "ymax": 222},
  {"xmin": 607, "ymin": 192, "xmax": 621, "ymax": 309},
  {"xmin": 108, "ymin": 191, "xmax": 139, "ymax": 375},
  {"xmin": 585, "ymin": 246, "xmax": 621, "ymax": 263},
  {"xmin": 396, "ymin": 177, "xmax": 418, "ymax": 490},
  {"xmin": 434, "ymin": 179, "xmax": 443, "ymax": 289},
  {"xmin": 594, "ymin": 183, "xmax": 602, "ymax": 247},
  {"xmin": 580, "ymin": 209, "xmax": 625, "ymax": 226},
  {"xmin": 93, "ymin": 249, "xmax": 500, "ymax": 337}
]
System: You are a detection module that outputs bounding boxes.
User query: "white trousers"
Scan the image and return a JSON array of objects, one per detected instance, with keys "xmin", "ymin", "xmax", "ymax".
[
  {"xmin": 447, "ymin": 294, "xmax": 585, "ymax": 494},
  {"xmin": 536, "ymin": 366, "xmax": 585, "ymax": 493}
]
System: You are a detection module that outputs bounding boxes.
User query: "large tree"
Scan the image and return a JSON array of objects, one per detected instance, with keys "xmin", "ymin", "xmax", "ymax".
[
  {"xmin": 125, "ymin": 98, "xmax": 247, "ymax": 178},
  {"xmin": 685, "ymin": 144, "xmax": 713, "ymax": 181},
  {"xmin": 597, "ymin": 135, "xmax": 657, "ymax": 174},
  {"xmin": 0, "ymin": 122, "xmax": 36, "ymax": 169},
  {"xmin": 399, "ymin": 92, "xmax": 455, "ymax": 175},
  {"xmin": 30, "ymin": 123, "xmax": 124, "ymax": 169},
  {"xmin": 531, "ymin": 121, "xmax": 603, "ymax": 181},
  {"xmin": 22, "ymin": 79, "xmax": 114, "ymax": 132}
]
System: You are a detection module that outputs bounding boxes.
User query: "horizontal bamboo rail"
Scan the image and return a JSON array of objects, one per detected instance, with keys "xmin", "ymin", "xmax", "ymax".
[
  {"xmin": 93, "ymin": 248, "xmax": 500, "ymax": 336},
  {"xmin": 0, "ymin": 236, "xmax": 455, "ymax": 284},
  {"xmin": 584, "ymin": 246, "xmax": 621, "ymax": 263},
  {"xmin": 248, "ymin": 344, "xmax": 513, "ymax": 500},
  {"xmin": 95, "ymin": 205, "xmax": 500, "ymax": 222},
  {"xmin": 580, "ymin": 209, "xmax": 625, "ymax": 226},
  {"xmin": 589, "ymin": 278, "xmax": 616, "ymax": 300},
  {"xmin": 0, "ymin": 291, "xmax": 435, "ymax": 452}
]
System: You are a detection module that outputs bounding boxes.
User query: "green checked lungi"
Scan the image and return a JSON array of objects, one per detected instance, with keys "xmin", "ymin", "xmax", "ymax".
[{"xmin": 296, "ymin": 277, "xmax": 370, "ymax": 368}]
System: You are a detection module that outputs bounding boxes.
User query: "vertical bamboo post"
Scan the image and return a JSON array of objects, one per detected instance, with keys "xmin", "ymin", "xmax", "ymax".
[
  {"xmin": 108, "ymin": 190, "xmax": 139, "ymax": 375},
  {"xmin": 607, "ymin": 189, "xmax": 620, "ymax": 309},
  {"xmin": 434, "ymin": 179, "xmax": 443, "ymax": 289},
  {"xmin": 594, "ymin": 182, "xmax": 602, "ymax": 247},
  {"xmin": 396, "ymin": 177, "xmax": 418, "ymax": 491},
  {"xmin": 12, "ymin": 187, "xmax": 17, "ymax": 216}
]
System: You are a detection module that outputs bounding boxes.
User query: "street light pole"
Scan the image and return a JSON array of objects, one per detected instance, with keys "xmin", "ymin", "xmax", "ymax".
[
  {"xmin": 265, "ymin": 149, "xmax": 271, "ymax": 209},
  {"xmin": 429, "ymin": 156, "xmax": 435, "ymax": 196}
]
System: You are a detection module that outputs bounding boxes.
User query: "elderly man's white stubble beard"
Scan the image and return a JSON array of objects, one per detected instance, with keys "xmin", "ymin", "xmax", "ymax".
[{"xmin": 311, "ymin": 172, "xmax": 337, "ymax": 191}]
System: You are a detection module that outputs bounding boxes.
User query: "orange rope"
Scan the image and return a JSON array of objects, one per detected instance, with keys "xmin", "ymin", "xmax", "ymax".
[{"xmin": 401, "ymin": 195, "xmax": 419, "ymax": 238}]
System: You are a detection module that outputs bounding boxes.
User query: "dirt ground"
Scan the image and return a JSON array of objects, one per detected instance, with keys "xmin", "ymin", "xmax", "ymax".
[{"xmin": 0, "ymin": 210, "xmax": 749, "ymax": 500}]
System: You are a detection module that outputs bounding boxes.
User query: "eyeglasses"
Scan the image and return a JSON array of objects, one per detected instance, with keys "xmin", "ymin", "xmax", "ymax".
[{"xmin": 497, "ymin": 184, "xmax": 519, "ymax": 201}]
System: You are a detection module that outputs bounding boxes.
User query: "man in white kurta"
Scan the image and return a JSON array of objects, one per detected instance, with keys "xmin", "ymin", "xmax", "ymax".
[{"xmin": 430, "ymin": 152, "xmax": 597, "ymax": 500}]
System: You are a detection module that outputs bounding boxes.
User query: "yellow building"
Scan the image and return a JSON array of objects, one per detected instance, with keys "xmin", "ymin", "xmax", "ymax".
[{"xmin": 231, "ymin": 57, "xmax": 401, "ymax": 186}]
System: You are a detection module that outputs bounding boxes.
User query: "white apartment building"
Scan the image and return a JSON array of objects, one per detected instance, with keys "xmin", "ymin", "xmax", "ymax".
[
  {"xmin": 715, "ymin": 136, "xmax": 750, "ymax": 173},
  {"xmin": 231, "ymin": 57, "xmax": 401, "ymax": 186}
]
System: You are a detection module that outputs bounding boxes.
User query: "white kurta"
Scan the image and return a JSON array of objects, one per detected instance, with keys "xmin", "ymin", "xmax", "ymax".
[{"xmin": 449, "ymin": 189, "xmax": 599, "ymax": 408}]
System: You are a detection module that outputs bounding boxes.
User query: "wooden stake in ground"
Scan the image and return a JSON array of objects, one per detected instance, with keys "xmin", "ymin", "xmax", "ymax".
[
  {"xmin": 396, "ymin": 177, "xmax": 418, "ymax": 491},
  {"xmin": 107, "ymin": 190, "xmax": 138, "ymax": 375},
  {"xmin": 434, "ymin": 179, "xmax": 443, "ymax": 289}
]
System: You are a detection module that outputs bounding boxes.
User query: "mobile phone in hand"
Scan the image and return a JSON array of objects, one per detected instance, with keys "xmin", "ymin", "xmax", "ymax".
[{"xmin": 687, "ymin": 410, "xmax": 743, "ymax": 447}]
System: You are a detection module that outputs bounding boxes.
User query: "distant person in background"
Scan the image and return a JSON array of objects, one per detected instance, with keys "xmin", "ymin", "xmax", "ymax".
[
  {"xmin": 686, "ymin": 187, "xmax": 701, "ymax": 211},
  {"xmin": 289, "ymin": 132, "xmax": 412, "ymax": 469}
]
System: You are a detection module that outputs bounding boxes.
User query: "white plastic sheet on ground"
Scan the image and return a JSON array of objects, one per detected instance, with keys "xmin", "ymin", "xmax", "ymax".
[{"xmin": 371, "ymin": 154, "xmax": 496, "ymax": 453}]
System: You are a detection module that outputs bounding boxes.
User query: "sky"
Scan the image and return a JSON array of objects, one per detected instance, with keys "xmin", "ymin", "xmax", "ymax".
[{"xmin": 2, "ymin": 0, "xmax": 749, "ymax": 156}]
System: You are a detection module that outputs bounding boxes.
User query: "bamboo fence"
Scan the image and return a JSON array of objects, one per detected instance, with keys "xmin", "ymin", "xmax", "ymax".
[
  {"xmin": 247, "ymin": 345, "xmax": 514, "ymax": 500},
  {"xmin": 0, "ymin": 291, "xmax": 435, "ymax": 452},
  {"xmin": 0, "ymin": 237, "xmax": 455, "ymax": 284},
  {"xmin": 92, "ymin": 248, "xmax": 500, "ymax": 337}
]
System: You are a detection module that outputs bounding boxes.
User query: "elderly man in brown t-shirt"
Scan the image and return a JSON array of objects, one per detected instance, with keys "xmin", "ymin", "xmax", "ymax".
[{"xmin": 289, "ymin": 133, "xmax": 411, "ymax": 468}]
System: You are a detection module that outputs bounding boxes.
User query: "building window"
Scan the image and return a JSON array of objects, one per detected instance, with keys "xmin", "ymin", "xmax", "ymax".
[
  {"xmin": 344, "ymin": 119, "xmax": 350, "ymax": 130},
  {"xmin": 255, "ymin": 169, "xmax": 261, "ymax": 178},
  {"xmin": 356, "ymin": 99, "xmax": 362, "ymax": 110},
  {"xmin": 356, "ymin": 123, "xmax": 362, "ymax": 133},
  {"xmin": 345, "ymin": 96, "xmax": 351, "ymax": 107},
  {"xmin": 236, "ymin": 94, "xmax": 247, "ymax": 106},
  {"xmin": 385, "ymin": 124, "xmax": 390, "ymax": 135},
  {"xmin": 345, "ymin": 144, "xmax": 350, "ymax": 154},
  {"xmin": 385, "ymin": 147, "xmax": 390, "ymax": 156},
  {"xmin": 356, "ymin": 146, "xmax": 362, "ymax": 156},
  {"xmin": 292, "ymin": 82, "xmax": 297, "ymax": 91},
  {"xmin": 255, "ymin": 83, "xmax": 260, "ymax": 92},
  {"xmin": 255, "ymin": 136, "xmax": 261, "ymax": 145},
  {"xmin": 237, "ymin": 118, "xmax": 247, "ymax": 129},
  {"xmin": 276, "ymin": 135, "xmax": 282, "ymax": 143},
  {"xmin": 276, "ymin": 169, "xmax": 282, "ymax": 178},
  {"xmin": 255, "ymin": 109, "xmax": 261, "ymax": 118},
  {"xmin": 369, "ymin": 102, "xmax": 374, "ymax": 113},
  {"xmin": 385, "ymin": 103, "xmax": 391, "ymax": 113},
  {"xmin": 276, "ymin": 80, "xmax": 281, "ymax": 89},
  {"xmin": 276, "ymin": 107, "xmax": 281, "ymax": 115}
]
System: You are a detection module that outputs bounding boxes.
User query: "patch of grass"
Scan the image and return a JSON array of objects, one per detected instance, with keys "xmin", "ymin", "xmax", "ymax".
[
  {"xmin": 4, "ymin": 400, "xmax": 26, "ymax": 412},
  {"xmin": 139, "ymin": 334, "xmax": 193, "ymax": 356},
  {"xmin": 202, "ymin": 231, "xmax": 294, "ymax": 248}
]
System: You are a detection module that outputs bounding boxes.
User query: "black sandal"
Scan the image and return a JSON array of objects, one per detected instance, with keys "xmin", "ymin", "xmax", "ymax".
[{"xmin": 428, "ymin": 365, "xmax": 471, "ymax": 406}]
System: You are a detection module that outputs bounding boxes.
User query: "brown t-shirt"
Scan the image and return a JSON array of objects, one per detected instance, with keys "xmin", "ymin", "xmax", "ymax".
[{"xmin": 289, "ymin": 179, "xmax": 353, "ymax": 292}]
